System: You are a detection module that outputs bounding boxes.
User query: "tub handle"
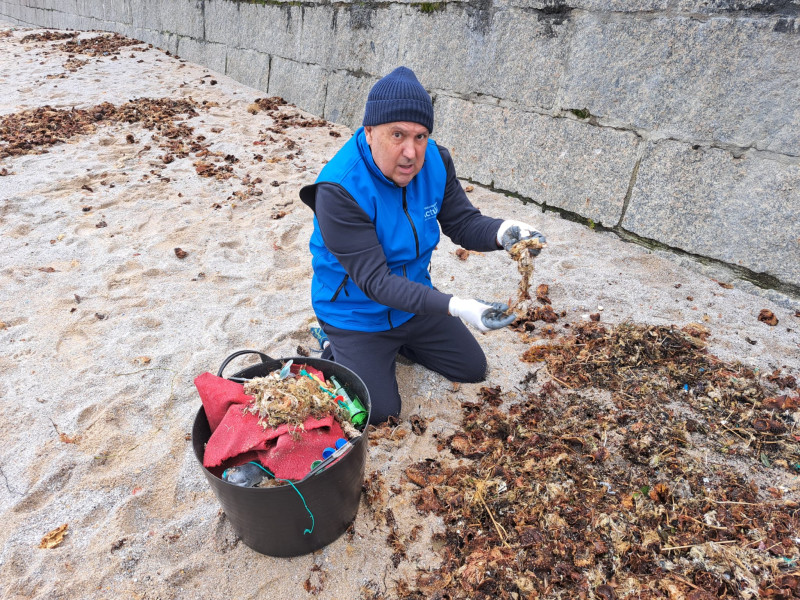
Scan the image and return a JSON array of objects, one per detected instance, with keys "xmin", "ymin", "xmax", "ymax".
[{"xmin": 217, "ymin": 350, "xmax": 280, "ymax": 381}]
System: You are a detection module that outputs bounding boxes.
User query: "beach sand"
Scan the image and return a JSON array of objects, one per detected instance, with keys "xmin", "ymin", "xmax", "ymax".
[{"xmin": 1, "ymin": 21, "xmax": 798, "ymax": 599}]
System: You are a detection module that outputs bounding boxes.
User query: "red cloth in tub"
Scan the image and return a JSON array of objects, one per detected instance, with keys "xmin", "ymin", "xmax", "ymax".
[
  {"xmin": 261, "ymin": 415, "xmax": 344, "ymax": 480},
  {"xmin": 196, "ymin": 372, "xmax": 345, "ymax": 480},
  {"xmin": 202, "ymin": 403, "xmax": 266, "ymax": 468},
  {"xmin": 204, "ymin": 409, "xmax": 344, "ymax": 480},
  {"xmin": 194, "ymin": 372, "xmax": 253, "ymax": 431}
]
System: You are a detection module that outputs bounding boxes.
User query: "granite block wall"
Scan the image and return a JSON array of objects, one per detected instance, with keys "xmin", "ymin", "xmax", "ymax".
[{"xmin": 2, "ymin": 0, "xmax": 798, "ymax": 292}]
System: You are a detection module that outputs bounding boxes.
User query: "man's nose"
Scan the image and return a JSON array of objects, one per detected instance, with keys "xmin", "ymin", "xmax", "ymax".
[{"xmin": 401, "ymin": 139, "xmax": 416, "ymax": 159}]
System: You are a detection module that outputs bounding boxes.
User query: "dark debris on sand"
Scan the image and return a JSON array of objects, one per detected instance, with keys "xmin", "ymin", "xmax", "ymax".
[{"xmin": 364, "ymin": 322, "xmax": 799, "ymax": 600}]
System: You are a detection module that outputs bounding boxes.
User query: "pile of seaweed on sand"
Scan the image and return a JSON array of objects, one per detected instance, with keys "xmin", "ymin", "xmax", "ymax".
[{"xmin": 369, "ymin": 321, "xmax": 800, "ymax": 599}]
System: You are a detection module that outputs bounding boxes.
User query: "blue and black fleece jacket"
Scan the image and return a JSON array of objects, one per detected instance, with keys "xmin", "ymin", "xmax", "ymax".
[{"xmin": 299, "ymin": 127, "xmax": 503, "ymax": 332}]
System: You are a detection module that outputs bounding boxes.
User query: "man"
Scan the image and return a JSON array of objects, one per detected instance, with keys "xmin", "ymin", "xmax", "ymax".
[{"xmin": 300, "ymin": 66, "xmax": 546, "ymax": 423}]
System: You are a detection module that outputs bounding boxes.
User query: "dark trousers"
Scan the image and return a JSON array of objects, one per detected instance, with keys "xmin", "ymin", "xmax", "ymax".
[{"xmin": 320, "ymin": 313, "xmax": 487, "ymax": 424}]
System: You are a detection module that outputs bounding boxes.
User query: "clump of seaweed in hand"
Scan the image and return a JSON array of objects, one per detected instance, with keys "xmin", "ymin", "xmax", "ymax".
[
  {"xmin": 507, "ymin": 239, "xmax": 544, "ymax": 313},
  {"xmin": 505, "ymin": 238, "xmax": 554, "ymax": 330}
]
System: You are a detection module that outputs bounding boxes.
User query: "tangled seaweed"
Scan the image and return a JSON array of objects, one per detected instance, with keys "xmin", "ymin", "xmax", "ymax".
[
  {"xmin": 0, "ymin": 98, "xmax": 199, "ymax": 159},
  {"xmin": 57, "ymin": 33, "xmax": 140, "ymax": 57},
  {"xmin": 507, "ymin": 238, "xmax": 545, "ymax": 317},
  {"xmin": 380, "ymin": 322, "xmax": 799, "ymax": 599},
  {"xmin": 244, "ymin": 372, "xmax": 342, "ymax": 429}
]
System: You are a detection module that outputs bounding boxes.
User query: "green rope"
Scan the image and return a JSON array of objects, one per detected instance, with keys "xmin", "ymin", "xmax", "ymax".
[{"xmin": 247, "ymin": 462, "xmax": 315, "ymax": 535}]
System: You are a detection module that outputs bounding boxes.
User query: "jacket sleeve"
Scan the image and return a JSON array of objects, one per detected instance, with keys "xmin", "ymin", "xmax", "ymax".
[
  {"xmin": 308, "ymin": 182, "xmax": 452, "ymax": 315},
  {"xmin": 436, "ymin": 144, "xmax": 504, "ymax": 251}
]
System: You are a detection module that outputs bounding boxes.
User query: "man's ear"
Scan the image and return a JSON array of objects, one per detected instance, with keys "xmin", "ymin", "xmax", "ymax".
[{"xmin": 364, "ymin": 126, "xmax": 373, "ymax": 145}]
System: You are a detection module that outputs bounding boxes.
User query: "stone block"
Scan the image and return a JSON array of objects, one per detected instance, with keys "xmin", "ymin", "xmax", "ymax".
[
  {"xmin": 20, "ymin": 5, "xmax": 35, "ymax": 24},
  {"xmin": 436, "ymin": 95, "xmax": 640, "ymax": 227},
  {"xmin": 23, "ymin": 4, "xmax": 36, "ymax": 23},
  {"xmin": 672, "ymin": 0, "xmax": 800, "ymax": 14},
  {"xmin": 426, "ymin": 6, "xmax": 569, "ymax": 108},
  {"xmin": 53, "ymin": 0, "xmax": 75, "ymax": 11},
  {"xmin": 75, "ymin": 0, "xmax": 101, "ymax": 20},
  {"xmin": 291, "ymin": 5, "xmax": 338, "ymax": 65},
  {"xmin": 501, "ymin": 0, "xmax": 666, "ymax": 8},
  {"xmin": 235, "ymin": 2, "xmax": 336, "ymax": 65},
  {"xmin": 55, "ymin": 10, "xmax": 84, "ymax": 30},
  {"xmin": 324, "ymin": 4, "xmax": 568, "ymax": 110},
  {"xmin": 21, "ymin": 4, "xmax": 33, "ymax": 23},
  {"xmin": 56, "ymin": 0, "xmax": 79, "ymax": 19},
  {"xmin": 78, "ymin": 14, "xmax": 99, "ymax": 31},
  {"xmin": 156, "ymin": 30, "xmax": 178, "ymax": 54},
  {"xmin": 160, "ymin": 0, "xmax": 204, "ymax": 39},
  {"xmin": 100, "ymin": 0, "xmax": 130, "ymax": 24},
  {"xmin": 130, "ymin": 27, "xmax": 164, "ymax": 49},
  {"xmin": 623, "ymin": 141, "xmax": 800, "ymax": 286},
  {"xmin": 115, "ymin": 19, "xmax": 136, "ymax": 39},
  {"xmin": 237, "ymin": 1, "xmax": 298, "ymax": 56},
  {"xmin": 71, "ymin": 0, "xmax": 123, "ymax": 23},
  {"xmin": 4, "ymin": 3, "xmax": 24, "ymax": 23},
  {"xmin": 325, "ymin": 5, "xmax": 406, "ymax": 75},
  {"xmin": 34, "ymin": 6, "xmax": 51, "ymax": 27},
  {"xmin": 238, "ymin": 2, "xmax": 335, "ymax": 64},
  {"xmin": 99, "ymin": 20, "xmax": 126, "ymax": 35},
  {"xmin": 559, "ymin": 14, "xmax": 800, "ymax": 156},
  {"xmin": 176, "ymin": 36, "xmax": 227, "ymax": 74},
  {"xmin": 323, "ymin": 70, "xmax": 377, "ymax": 129},
  {"xmin": 15, "ymin": 6, "xmax": 30, "ymax": 25},
  {"xmin": 204, "ymin": 0, "xmax": 241, "ymax": 47},
  {"xmin": 129, "ymin": 0, "xmax": 161, "ymax": 32},
  {"xmin": 225, "ymin": 46, "xmax": 270, "ymax": 93},
  {"xmin": 267, "ymin": 56, "xmax": 327, "ymax": 116}
]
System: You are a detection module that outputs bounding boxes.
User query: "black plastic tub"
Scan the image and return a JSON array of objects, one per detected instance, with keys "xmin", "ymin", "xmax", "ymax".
[{"xmin": 192, "ymin": 350, "xmax": 370, "ymax": 557}]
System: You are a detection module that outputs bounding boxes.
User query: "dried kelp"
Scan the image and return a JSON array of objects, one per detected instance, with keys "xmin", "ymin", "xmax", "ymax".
[
  {"xmin": 20, "ymin": 31, "xmax": 78, "ymax": 43},
  {"xmin": 521, "ymin": 322, "xmax": 800, "ymax": 471},
  {"xmin": 57, "ymin": 33, "xmax": 140, "ymax": 57},
  {"xmin": 392, "ymin": 323, "xmax": 799, "ymax": 599},
  {"xmin": 249, "ymin": 96, "xmax": 336, "ymax": 150},
  {"xmin": 0, "ymin": 98, "xmax": 198, "ymax": 159},
  {"xmin": 243, "ymin": 372, "xmax": 341, "ymax": 429},
  {"xmin": 507, "ymin": 238, "xmax": 545, "ymax": 317}
]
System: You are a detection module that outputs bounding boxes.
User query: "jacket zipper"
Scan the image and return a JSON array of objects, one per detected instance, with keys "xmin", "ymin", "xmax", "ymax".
[
  {"xmin": 330, "ymin": 274, "xmax": 349, "ymax": 302},
  {"xmin": 388, "ymin": 188, "xmax": 419, "ymax": 329},
  {"xmin": 402, "ymin": 187, "xmax": 420, "ymax": 258}
]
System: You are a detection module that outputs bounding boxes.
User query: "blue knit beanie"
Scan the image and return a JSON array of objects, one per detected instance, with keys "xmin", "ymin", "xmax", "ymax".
[{"xmin": 362, "ymin": 66, "xmax": 434, "ymax": 133}]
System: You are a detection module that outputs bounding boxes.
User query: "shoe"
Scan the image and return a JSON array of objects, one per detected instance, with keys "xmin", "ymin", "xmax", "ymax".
[{"xmin": 310, "ymin": 326, "xmax": 329, "ymax": 352}]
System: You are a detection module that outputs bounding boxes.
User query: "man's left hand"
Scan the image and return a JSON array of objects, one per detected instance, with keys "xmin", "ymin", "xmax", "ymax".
[
  {"xmin": 449, "ymin": 297, "xmax": 516, "ymax": 332},
  {"xmin": 497, "ymin": 220, "xmax": 547, "ymax": 256}
]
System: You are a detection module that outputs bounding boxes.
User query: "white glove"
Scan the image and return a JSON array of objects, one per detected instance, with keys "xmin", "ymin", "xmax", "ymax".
[
  {"xmin": 449, "ymin": 297, "xmax": 515, "ymax": 333},
  {"xmin": 496, "ymin": 220, "xmax": 547, "ymax": 255}
]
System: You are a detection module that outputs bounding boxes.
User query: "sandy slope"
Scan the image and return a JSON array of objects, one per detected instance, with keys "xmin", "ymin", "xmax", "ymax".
[{"xmin": 1, "ymin": 21, "xmax": 798, "ymax": 600}]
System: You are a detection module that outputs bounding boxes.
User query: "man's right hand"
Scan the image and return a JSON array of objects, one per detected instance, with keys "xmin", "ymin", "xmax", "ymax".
[
  {"xmin": 449, "ymin": 297, "xmax": 516, "ymax": 333},
  {"xmin": 497, "ymin": 220, "xmax": 547, "ymax": 256}
]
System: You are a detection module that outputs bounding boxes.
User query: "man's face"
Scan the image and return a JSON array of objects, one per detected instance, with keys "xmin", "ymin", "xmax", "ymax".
[{"xmin": 364, "ymin": 122, "xmax": 429, "ymax": 188}]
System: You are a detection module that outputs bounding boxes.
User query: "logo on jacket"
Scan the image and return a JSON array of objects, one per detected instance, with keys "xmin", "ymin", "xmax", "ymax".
[{"xmin": 423, "ymin": 204, "xmax": 438, "ymax": 220}]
